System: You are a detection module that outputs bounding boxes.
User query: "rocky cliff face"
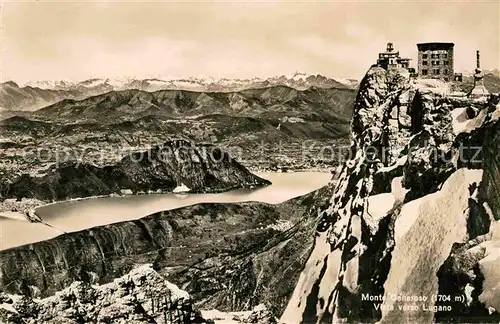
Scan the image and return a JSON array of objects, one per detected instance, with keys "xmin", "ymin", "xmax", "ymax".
[
  {"xmin": 0, "ymin": 139, "xmax": 269, "ymax": 213},
  {"xmin": 281, "ymin": 67, "xmax": 500, "ymax": 323}
]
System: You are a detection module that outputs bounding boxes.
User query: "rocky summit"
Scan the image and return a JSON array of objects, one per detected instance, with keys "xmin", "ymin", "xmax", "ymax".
[
  {"xmin": 0, "ymin": 264, "xmax": 207, "ymax": 323},
  {"xmin": 0, "ymin": 263, "xmax": 279, "ymax": 323},
  {"xmin": 281, "ymin": 66, "xmax": 500, "ymax": 323}
]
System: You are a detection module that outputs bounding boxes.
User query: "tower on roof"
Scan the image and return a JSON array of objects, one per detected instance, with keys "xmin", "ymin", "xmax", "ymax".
[{"xmin": 376, "ymin": 42, "xmax": 411, "ymax": 71}]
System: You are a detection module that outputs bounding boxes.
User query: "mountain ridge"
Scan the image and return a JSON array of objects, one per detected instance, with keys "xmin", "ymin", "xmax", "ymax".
[
  {"xmin": 0, "ymin": 83, "xmax": 356, "ymax": 175},
  {"xmin": 20, "ymin": 73, "xmax": 358, "ymax": 91},
  {"xmin": 32, "ymin": 86, "xmax": 355, "ymax": 125},
  {"xmin": 1, "ymin": 74, "xmax": 358, "ymax": 111}
]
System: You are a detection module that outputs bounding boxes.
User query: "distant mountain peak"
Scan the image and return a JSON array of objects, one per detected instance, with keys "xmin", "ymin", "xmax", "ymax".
[{"xmin": 1, "ymin": 81, "xmax": 19, "ymax": 88}]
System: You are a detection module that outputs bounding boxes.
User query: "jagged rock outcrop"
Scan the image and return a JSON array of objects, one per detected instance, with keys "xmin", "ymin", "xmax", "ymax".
[
  {"xmin": 0, "ymin": 264, "xmax": 207, "ymax": 323},
  {"xmin": 0, "ymin": 139, "xmax": 270, "ymax": 213},
  {"xmin": 281, "ymin": 66, "xmax": 500, "ymax": 323},
  {"xmin": 282, "ymin": 67, "xmax": 409, "ymax": 323}
]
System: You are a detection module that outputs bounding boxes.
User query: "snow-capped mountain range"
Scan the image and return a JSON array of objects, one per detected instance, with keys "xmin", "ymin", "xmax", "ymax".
[
  {"xmin": 1, "ymin": 73, "xmax": 358, "ymax": 111},
  {"xmin": 22, "ymin": 72, "xmax": 358, "ymax": 92}
]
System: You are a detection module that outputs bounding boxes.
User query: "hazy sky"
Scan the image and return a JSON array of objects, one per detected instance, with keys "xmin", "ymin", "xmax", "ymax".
[{"xmin": 1, "ymin": 0, "xmax": 499, "ymax": 83}]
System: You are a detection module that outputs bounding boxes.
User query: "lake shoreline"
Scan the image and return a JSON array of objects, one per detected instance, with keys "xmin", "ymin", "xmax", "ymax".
[
  {"xmin": 0, "ymin": 177, "xmax": 274, "ymax": 220},
  {"xmin": 0, "ymin": 172, "xmax": 332, "ymax": 251}
]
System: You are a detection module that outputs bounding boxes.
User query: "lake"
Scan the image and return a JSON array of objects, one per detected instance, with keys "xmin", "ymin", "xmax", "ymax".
[{"xmin": 0, "ymin": 172, "xmax": 332, "ymax": 251}]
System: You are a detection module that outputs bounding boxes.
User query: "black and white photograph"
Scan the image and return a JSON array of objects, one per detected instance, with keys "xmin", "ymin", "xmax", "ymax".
[{"xmin": 0, "ymin": 0, "xmax": 499, "ymax": 323}]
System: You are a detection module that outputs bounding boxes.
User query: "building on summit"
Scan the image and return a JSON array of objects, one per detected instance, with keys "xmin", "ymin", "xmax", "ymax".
[
  {"xmin": 417, "ymin": 42, "xmax": 454, "ymax": 81},
  {"xmin": 376, "ymin": 43, "xmax": 411, "ymax": 71}
]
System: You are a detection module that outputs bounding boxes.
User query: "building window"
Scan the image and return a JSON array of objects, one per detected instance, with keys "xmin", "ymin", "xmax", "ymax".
[
  {"xmin": 423, "ymin": 61, "xmax": 428, "ymax": 65},
  {"xmin": 423, "ymin": 54, "xmax": 428, "ymax": 59},
  {"xmin": 444, "ymin": 69, "xmax": 448, "ymax": 74},
  {"xmin": 434, "ymin": 69, "xmax": 440, "ymax": 74},
  {"xmin": 443, "ymin": 60, "xmax": 449, "ymax": 65},
  {"xmin": 442, "ymin": 54, "xmax": 448, "ymax": 58},
  {"xmin": 422, "ymin": 69, "xmax": 428, "ymax": 75}
]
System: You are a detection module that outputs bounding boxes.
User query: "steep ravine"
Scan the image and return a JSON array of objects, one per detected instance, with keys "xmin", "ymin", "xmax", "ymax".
[{"xmin": 282, "ymin": 67, "xmax": 500, "ymax": 323}]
